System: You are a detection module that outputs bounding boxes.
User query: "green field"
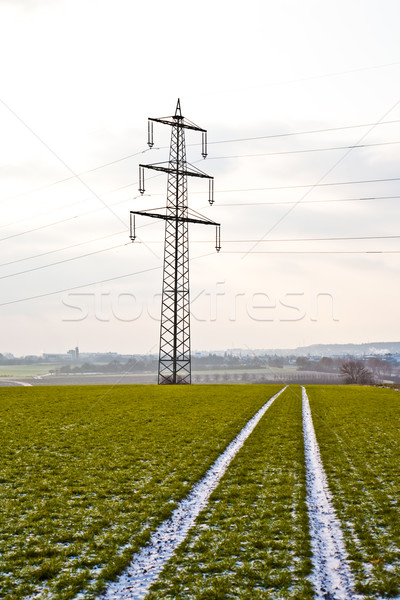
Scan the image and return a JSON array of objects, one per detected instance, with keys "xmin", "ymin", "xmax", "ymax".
[
  {"xmin": 0, "ymin": 384, "xmax": 281, "ymax": 599},
  {"xmin": 307, "ymin": 385, "xmax": 400, "ymax": 598},
  {"xmin": 1, "ymin": 384, "xmax": 400, "ymax": 599},
  {"xmin": 0, "ymin": 364, "xmax": 61, "ymax": 378}
]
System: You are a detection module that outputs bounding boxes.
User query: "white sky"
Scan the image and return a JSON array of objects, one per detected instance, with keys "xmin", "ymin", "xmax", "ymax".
[{"xmin": 0, "ymin": 0, "xmax": 399, "ymax": 356}]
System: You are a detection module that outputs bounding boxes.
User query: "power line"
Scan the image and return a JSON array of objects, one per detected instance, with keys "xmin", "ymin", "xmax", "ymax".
[
  {"xmin": 0, "ymin": 193, "xmax": 151, "ymax": 243},
  {"xmin": 0, "ymin": 147, "xmax": 153, "ymax": 206},
  {"xmin": 243, "ymin": 94, "xmax": 400, "ymax": 257},
  {"xmin": 136, "ymin": 234, "xmax": 400, "ymax": 244},
  {"xmin": 0, "ymin": 208, "xmax": 102, "ymax": 242},
  {"xmin": 207, "ymin": 139, "xmax": 400, "ymax": 161},
  {"xmin": 198, "ymin": 60, "xmax": 400, "ymax": 99},
  {"xmin": 0, "ymin": 196, "xmax": 93, "ymax": 231},
  {"xmin": 0, "ymin": 96, "xmax": 128, "ymax": 230},
  {"xmin": 0, "ymin": 242, "xmax": 131, "ymax": 281},
  {"xmin": 2, "ymin": 176, "xmax": 399, "ymax": 247},
  {"xmin": 0, "ymin": 131, "xmax": 398, "ymax": 248},
  {"xmin": 219, "ymin": 234, "xmax": 400, "ymax": 242},
  {"xmin": 0, "ymin": 230, "xmax": 126, "ymax": 268},
  {"xmin": 202, "ymin": 119, "xmax": 400, "ymax": 147},
  {"xmin": 213, "ymin": 176, "xmax": 400, "ymax": 194},
  {"xmin": 2, "ymin": 119, "xmax": 400, "ymax": 207},
  {"xmin": 221, "ymin": 250, "xmax": 400, "ymax": 254},
  {"xmin": 215, "ymin": 194, "xmax": 400, "ymax": 207},
  {"xmin": 0, "ymin": 252, "xmax": 214, "ymax": 308},
  {"xmin": 0, "ymin": 265, "xmax": 160, "ymax": 307},
  {"xmin": 4, "ymin": 233, "xmax": 393, "ymax": 279},
  {"xmin": 0, "ymin": 177, "xmax": 158, "ymax": 239},
  {"xmin": 0, "ymin": 183, "xmax": 150, "ymax": 231}
]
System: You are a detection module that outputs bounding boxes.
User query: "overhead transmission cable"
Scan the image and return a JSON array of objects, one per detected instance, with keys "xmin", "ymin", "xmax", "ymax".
[
  {"xmin": 242, "ymin": 93, "xmax": 400, "ymax": 257},
  {"xmin": 0, "ymin": 230, "xmax": 126, "ymax": 268},
  {"xmin": 2, "ymin": 190, "xmax": 397, "ymax": 270},
  {"xmin": 2, "ymin": 118, "xmax": 400, "ymax": 207},
  {"xmin": 222, "ymin": 250, "xmax": 400, "ymax": 254},
  {"xmin": 1, "ymin": 127, "xmax": 399, "ymax": 243},
  {"xmin": 0, "ymin": 187, "xmax": 149, "ymax": 231},
  {"xmin": 197, "ymin": 60, "xmax": 400, "ymax": 97},
  {"xmin": 1, "ymin": 244, "xmax": 398, "ymax": 307},
  {"xmin": 195, "ymin": 234, "xmax": 400, "ymax": 243},
  {"xmin": 0, "ymin": 96, "xmax": 145, "ymax": 232},
  {"xmin": 2, "ymin": 174, "xmax": 400, "ymax": 246},
  {"xmin": 0, "ymin": 194, "xmax": 152, "ymax": 243},
  {"xmin": 214, "ymin": 194, "xmax": 400, "ymax": 207},
  {"xmin": 8, "ymin": 235, "xmax": 400, "ymax": 281},
  {"xmin": 0, "ymin": 147, "xmax": 153, "ymax": 206},
  {"xmin": 0, "ymin": 252, "xmax": 215, "ymax": 308},
  {"xmin": 193, "ymin": 118, "xmax": 400, "ymax": 147},
  {"xmin": 0, "ymin": 242, "xmax": 132, "ymax": 281},
  {"xmin": 0, "ymin": 265, "xmax": 161, "ymax": 308},
  {"xmin": 212, "ymin": 176, "xmax": 400, "ymax": 194},
  {"xmin": 3, "ymin": 233, "xmax": 394, "ymax": 281},
  {"xmin": 2, "ymin": 117, "xmax": 400, "ymax": 262},
  {"xmin": 136, "ymin": 234, "xmax": 400, "ymax": 244},
  {"xmin": 3, "ymin": 159, "xmax": 400, "ymax": 237},
  {"xmin": 206, "ymin": 139, "xmax": 400, "ymax": 161}
]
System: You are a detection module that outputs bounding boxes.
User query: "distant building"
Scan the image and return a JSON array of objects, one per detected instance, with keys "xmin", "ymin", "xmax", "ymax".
[
  {"xmin": 67, "ymin": 347, "xmax": 80, "ymax": 360},
  {"xmin": 43, "ymin": 353, "xmax": 70, "ymax": 362}
]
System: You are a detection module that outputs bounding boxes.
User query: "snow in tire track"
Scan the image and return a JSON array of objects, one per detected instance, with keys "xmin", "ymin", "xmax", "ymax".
[
  {"xmin": 302, "ymin": 386, "xmax": 359, "ymax": 599},
  {"xmin": 99, "ymin": 386, "xmax": 286, "ymax": 600}
]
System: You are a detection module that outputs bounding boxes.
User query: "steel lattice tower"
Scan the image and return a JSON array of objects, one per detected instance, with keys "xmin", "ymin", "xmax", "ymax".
[{"xmin": 130, "ymin": 100, "xmax": 221, "ymax": 384}]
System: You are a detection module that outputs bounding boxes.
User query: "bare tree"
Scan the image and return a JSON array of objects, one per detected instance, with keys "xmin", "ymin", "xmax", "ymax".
[
  {"xmin": 366, "ymin": 357, "xmax": 392, "ymax": 379},
  {"xmin": 340, "ymin": 360, "xmax": 374, "ymax": 384}
]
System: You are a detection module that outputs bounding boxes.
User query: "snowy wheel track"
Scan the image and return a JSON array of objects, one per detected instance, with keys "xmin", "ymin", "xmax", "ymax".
[
  {"xmin": 302, "ymin": 386, "xmax": 359, "ymax": 599},
  {"xmin": 99, "ymin": 385, "xmax": 361, "ymax": 599}
]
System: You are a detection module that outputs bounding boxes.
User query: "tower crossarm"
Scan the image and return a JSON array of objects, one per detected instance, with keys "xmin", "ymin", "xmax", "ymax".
[
  {"xmin": 149, "ymin": 117, "xmax": 206, "ymax": 133},
  {"xmin": 130, "ymin": 210, "xmax": 219, "ymax": 227},
  {"xmin": 139, "ymin": 162, "xmax": 212, "ymax": 180}
]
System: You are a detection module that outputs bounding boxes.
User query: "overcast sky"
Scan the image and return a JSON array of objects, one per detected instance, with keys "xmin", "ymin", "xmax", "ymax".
[{"xmin": 1, "ymin": 0, "xmax": 399, "ymax": 356}]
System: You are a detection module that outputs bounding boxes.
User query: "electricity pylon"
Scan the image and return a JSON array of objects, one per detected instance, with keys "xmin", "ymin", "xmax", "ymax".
[{"xmin": 130, "ymin": 100, "xmax": 221, "ymax": 384}]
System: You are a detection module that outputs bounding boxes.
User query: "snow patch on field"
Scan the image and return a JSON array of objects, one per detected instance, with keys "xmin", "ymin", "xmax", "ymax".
[
  {"xmin": 99, "ymin": 387, "xmax": 287, "ymax": 600},
  {"xmin": 302, "ymin": 386, "xmax": 359, "ymax": 599},
  {"xmin": 0, "ymin": 380, "xmax": 32, "ymax": 387}
]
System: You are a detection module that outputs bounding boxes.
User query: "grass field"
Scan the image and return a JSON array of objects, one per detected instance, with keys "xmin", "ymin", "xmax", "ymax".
[
  {"xmin": 0, "ymin": 364, "xmax": 61, "ymax": 378},
  {"xmin": 0, "ymin": 384, "xmax": 281, "ymax": 599},
  {"xmin": 1, "ymin": 384, "xmax": 400, "ymax": 599}
]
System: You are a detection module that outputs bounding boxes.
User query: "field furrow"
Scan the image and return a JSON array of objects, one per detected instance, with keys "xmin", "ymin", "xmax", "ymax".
[
  {"xmin": 306, "ymin": 385, "xmax": 400, "ymax": 598},
  {"xmin": 145, "ymin": 385, "xmax": 314, "ymax": 599},
  {"xmin": 302, "ymin": 386, "xmax": 357, "ymax": 599},
  {"xmin": 0, "ymin": 384, "xmax": 281, "ymax": 600}
]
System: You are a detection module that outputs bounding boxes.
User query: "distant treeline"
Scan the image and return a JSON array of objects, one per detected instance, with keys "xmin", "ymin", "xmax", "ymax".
[
  {"xmin": 54, "ymin": 354, "xmax": 394, "ymax": 376},
  {"xmin": 1, "ymin": 352, "xmax": 397, "ymax": 378},
  {"xmin": 57, "ymin": 358, "xmax": 158, "ymax": 374},
  {"xmin": 296, "ymin": 356, "xmax": 393, "ymax": 376},
  {"xmin": 0, "ymin": 355, "xmax": 41, "ymax": 365}
]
